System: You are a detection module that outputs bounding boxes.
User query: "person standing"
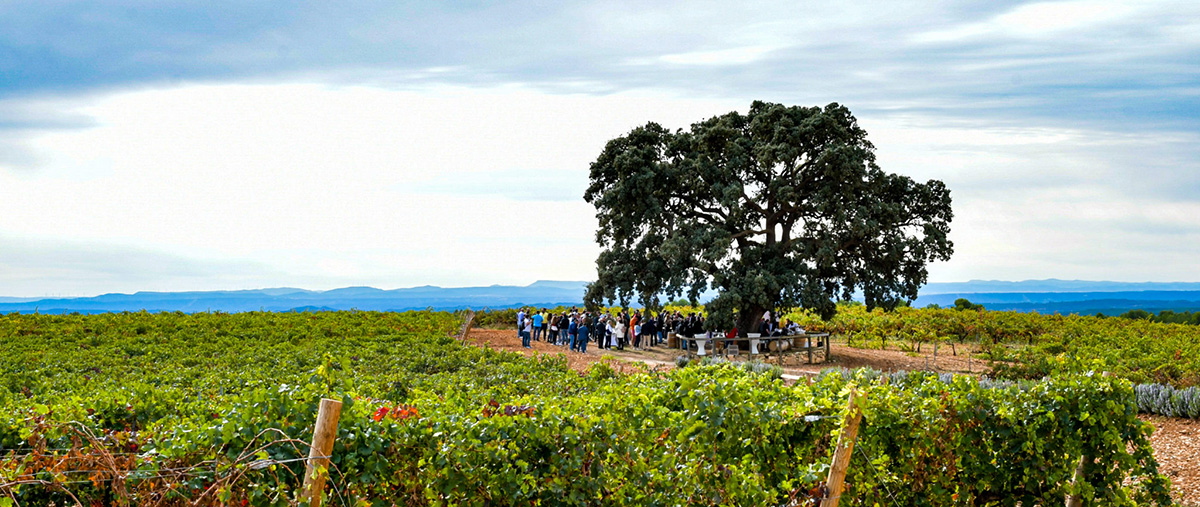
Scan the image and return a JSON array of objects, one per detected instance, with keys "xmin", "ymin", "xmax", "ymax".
[
  {"xmin": 614, "ymin": 313, "xmax": 624, "ymax": 350},
  {"xmin": 630, "ymin": 312, "xmax": 640, "ymax": 349},
  {"xmin": 656, "ymin": 312, "xmax": 666, "ymax": 346},
  {"xmin": 643, "ymin": 314, "xmax": 656, "ymax": 348},
  {"xmin": 624, "ymin": 315, "xmax": 631, "ymax": 349},
  {"xmin": 532, "ymin": 310, "xmax": 544, "ymax": 342},
  {"xmin": 521, "ymin": 315, "xmax": 532, "ymax": 348},
  {"xmin": 606, "ymin": 314, "xmax": 615, "ymax": 349},
  {"xmin": 568, "ymin": 315, "xmax": 579, "ymax": 351},
  {"xmin": 578, "ymin": 313, "xmax": 591, "ymax": 353},
  {"xmin": 603, "ymin": 314, "xmax": 615, "ymax": 349}
]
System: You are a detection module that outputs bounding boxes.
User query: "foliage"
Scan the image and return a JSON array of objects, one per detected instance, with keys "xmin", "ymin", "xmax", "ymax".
[
  {"xmin": 839, "ymin": 369, "xmax": 1170, "ymax": 506},
  {"xmin": 0, "ymin": 311, "xmax": 1176, "ymax": 506},
  {"xmin": 786, "ymin": 304, "xmax": 1200, "ymax": 387},
  {"xmin": 582, "ymin": 101, "xmax": 954, "ymax": 333},
  {"xmin": 1121, "ymin": 309, "xmax": 1200, "ymax": 326},
  {"xmin": 953, "ymin": 298, "xmax": 984, "ymax": 311},
  {"xmin": 1120, "ymin": 309, "xmax": 1152, "ymax": 320},
  {"xmin": 1151, "ymin": 310, "xmax": 1200, "ymax": 325}
]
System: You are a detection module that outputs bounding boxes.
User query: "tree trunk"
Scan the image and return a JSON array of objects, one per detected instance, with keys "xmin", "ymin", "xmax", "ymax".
[{"xmin": 736, "ymin": 306, "xmax": 766, "ymax": 337}]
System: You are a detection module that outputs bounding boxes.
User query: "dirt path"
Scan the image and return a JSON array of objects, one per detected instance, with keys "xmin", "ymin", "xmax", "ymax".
[
  {"xmin": 1145, "ymin": 415, "xmax": 1200, "ymax": 505},
  {"xmin": 467, "ymin": 327, "xmax": 1199, "ymax": 505},
  {"xmin": 468, "ymin": 328, "xmax": 987, "ymax": 376}
]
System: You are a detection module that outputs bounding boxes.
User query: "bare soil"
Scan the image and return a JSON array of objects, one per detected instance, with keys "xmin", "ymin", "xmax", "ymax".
[
  {"xmin": 1143, "ymin": 415, "xmax": 1200, "ymax": 505},
  {"xmin": 467, "ymin": 327, "xmax": 1198, "ymax": 505}
]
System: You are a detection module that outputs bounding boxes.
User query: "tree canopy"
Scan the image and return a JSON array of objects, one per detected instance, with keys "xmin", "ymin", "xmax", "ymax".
[{"xmin": 583, "ymin": 101, "xmax": 954, "ymax": 331}]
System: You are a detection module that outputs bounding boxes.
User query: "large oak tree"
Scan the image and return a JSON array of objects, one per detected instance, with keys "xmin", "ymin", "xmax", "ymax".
[{"xmin": 583, "ymin": 101, "xmax": 954, "ymax": 333}]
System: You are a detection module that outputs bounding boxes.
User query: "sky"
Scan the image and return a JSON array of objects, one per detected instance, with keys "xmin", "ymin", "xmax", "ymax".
[{"xmin": 1, "ymin": 0, "xmax": 1199, "ymax": 297}]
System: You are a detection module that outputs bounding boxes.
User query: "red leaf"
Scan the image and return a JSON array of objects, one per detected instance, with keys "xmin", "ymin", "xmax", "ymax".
[{"xmin": 372, "ymin": 407, "xmax": 389, "ymax": 422}]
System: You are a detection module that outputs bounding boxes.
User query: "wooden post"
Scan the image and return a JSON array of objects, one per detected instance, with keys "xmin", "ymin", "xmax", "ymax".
[
  {"xmin": 822, "ymin": 389, "xmax": 864, "ymax": 507},
  {"xmin": 1065, "ymin": 454, "xmax": 1089, "ymax": 507},
  {"xmin": 458, "ymin": 309, "xmax": 476, "ymax": 344},
  {"xmin": 1065, "ymin": 371, "xmax": 1111, "ymax": 506},
  {"xmin": 301, "ymin": 398, "xmax": 343, "ymax": 507}
]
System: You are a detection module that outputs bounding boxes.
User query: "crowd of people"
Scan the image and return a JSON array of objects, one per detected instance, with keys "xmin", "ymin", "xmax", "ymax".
[{"xmin": 514, "ymin": 307, "xmax": 804, "ymax": 354}]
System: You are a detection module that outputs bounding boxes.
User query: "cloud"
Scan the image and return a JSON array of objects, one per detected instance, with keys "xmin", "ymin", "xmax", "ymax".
[
  {"xmin": 0, "ymin": 233, "xmax": 274, "ymax": 297},
  {"xmin": 0, "ymin": 84, "xmax": 750, "ymax": 294},
  {"xmin": 406, "ymin": 168, "xmax": 589, "ymax": 202},
  {"xmin": 914, "ymin": 0, "xmax": 1139, "ymax": 42},
  {"xmin": 1, "ymin": 1, "xmax": 1196, "ymax": 135},
  {"xmin": 1, "ymin": 1, "xmax": 1199, "ymax": 291},
  {"xmin": 630, "ymin": 45, "xmax": 783, "ymax": 67},
  {"xmin": 0, "ymin": 97, "xmax": 98, "ymax": 170},
  {"xmin": 864, "ymin": 114, "xmax": 1200, "ymax": 283}
]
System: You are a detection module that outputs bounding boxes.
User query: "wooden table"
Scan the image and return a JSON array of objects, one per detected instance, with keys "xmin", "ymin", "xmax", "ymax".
[{"xmin": 681, "ymin": 332, "xmax": 831, "ymax": 365}]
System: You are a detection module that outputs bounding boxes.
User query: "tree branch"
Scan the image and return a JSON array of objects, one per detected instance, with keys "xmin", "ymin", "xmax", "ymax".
[
  {"xmin": 731, "ymin": 228, "xmax": 766, "ymax": 240},
  {"xmin": 741, "ymin": 190, "xmax": 766, "ymax": 215}
]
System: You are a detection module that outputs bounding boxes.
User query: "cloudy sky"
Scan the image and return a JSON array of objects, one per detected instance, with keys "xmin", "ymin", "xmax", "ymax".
[{"xmin": 2, "ymin": 0, "xmax": 1198, "ymax": 296}]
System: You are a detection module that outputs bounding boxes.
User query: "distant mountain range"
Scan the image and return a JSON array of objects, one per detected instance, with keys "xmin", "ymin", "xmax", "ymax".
[
  {"xmin": 920, "ymin": 280, "xmax": 1200, "ymax": 294},
  {"xmin": 3, "ymin": 279, "xmax": 1199, "ymax": 315},
  {"xmin": 0, "ymin": 281, "xmax": 591, "ymax": 314},
  {"xmin": 913, "ymin": 279, "xmax": 1200, "ymax": 314}
]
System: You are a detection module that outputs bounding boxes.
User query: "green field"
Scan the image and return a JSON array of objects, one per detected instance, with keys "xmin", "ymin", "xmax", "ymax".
[
  {"xmin": 0, "ymin": 311, "xmax": 1176, "ymax": 506},
  {"xmin": 788, "ymin": 305, "xmax": 1200, "ymax": 387}
]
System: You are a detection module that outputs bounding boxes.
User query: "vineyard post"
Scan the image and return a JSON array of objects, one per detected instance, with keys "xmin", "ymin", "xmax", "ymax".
[
  {"xmin": 821, "ymin": 388, "xmax": 864, "ymax": 507},
  {"xmin": 459, "ymin": 309, "xmax": 476, "ymax": 345},
  {"xmin": 1065, "ymin": 455, "xmax": 1090, "ymax": 507},
  {"xmin": 301, "ymin": 398, "xmax": 343, "ymax": 507},
  {"xmin": 1066, "ymin": 372, "xmax": 1110, "ymax": 507}
]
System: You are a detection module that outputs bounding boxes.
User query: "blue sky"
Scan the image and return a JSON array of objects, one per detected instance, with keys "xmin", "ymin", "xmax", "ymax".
[{"xmin": 1, "ymin": 0, "xmax": 1199, "ymax": 296}]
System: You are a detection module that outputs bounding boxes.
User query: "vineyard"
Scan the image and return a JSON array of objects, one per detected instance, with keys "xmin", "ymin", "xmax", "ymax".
[
  {"xmin": 0, "ymin": 310, "xmax": 1185, "ymax": 505},
  {"xmin": 787, "ymin": 305, "xmax": 1200, "ymax": 388}
]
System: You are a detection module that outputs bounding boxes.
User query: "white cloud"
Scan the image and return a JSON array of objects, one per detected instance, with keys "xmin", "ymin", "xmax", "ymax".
[
  {"xmin": 994, "ymin": 0, "xmax": 1136, "ymax": 35},
  {"xmin": 0, "ymin": 83, "xmax": 746, "ymax": 295},
  {"xmin": 650, "ymin": 45, "xmax": 781, "ymax": 66},
  {"xmin": 865, "ymin": 114, "xmax": 1200, "ymax": 283},
  {"xmin": 4, "ymin": 0, "xmax": 1200, "ymax": 296},
  {"xmin": 914, "ymin": 0, "xmax": 1159, "ymax": 43}
]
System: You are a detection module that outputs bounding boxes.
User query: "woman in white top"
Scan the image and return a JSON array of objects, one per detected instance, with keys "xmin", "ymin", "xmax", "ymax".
[
  {"xmin": 604, "ymin": 315, "xmax": 616, "ymax": 349},
  {"xmin": 520, "ymin": 316, "xmax": 533, "ymax": 348},
  {"xmin": 612, "ymin": 319, "xmax": 626, "ymax": 351}
]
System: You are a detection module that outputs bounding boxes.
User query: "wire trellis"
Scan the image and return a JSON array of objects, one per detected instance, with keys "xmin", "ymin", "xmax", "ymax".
[{"xmin": 0, "ymin": 421, "xmax": 357, "ymax": 507}]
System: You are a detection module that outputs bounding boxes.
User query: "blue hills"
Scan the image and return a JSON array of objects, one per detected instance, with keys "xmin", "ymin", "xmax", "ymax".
[
  {"xmin": 3, "ymin": 279, "xmax": 1200, "ymax": 315},
  {"xmin": 0, "ymin": 281, "xmax": 591, "ymax": 314},
  {"xmin": 914, "ymin": 279, "xmax": 1200, "ymax": 315}
]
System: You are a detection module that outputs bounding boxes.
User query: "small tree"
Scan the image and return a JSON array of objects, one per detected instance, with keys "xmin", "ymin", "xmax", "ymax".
[
  {"xmin": 954, "ymin": 298, "xmax": 984, "ymax": 311},
  {"xmin": 584, "ymin": 101, "xmax": 954, "ymax": 332},
  {"xmin": 1120, "ymin": 309, "xmax": 1152, "ymax": 320}
]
